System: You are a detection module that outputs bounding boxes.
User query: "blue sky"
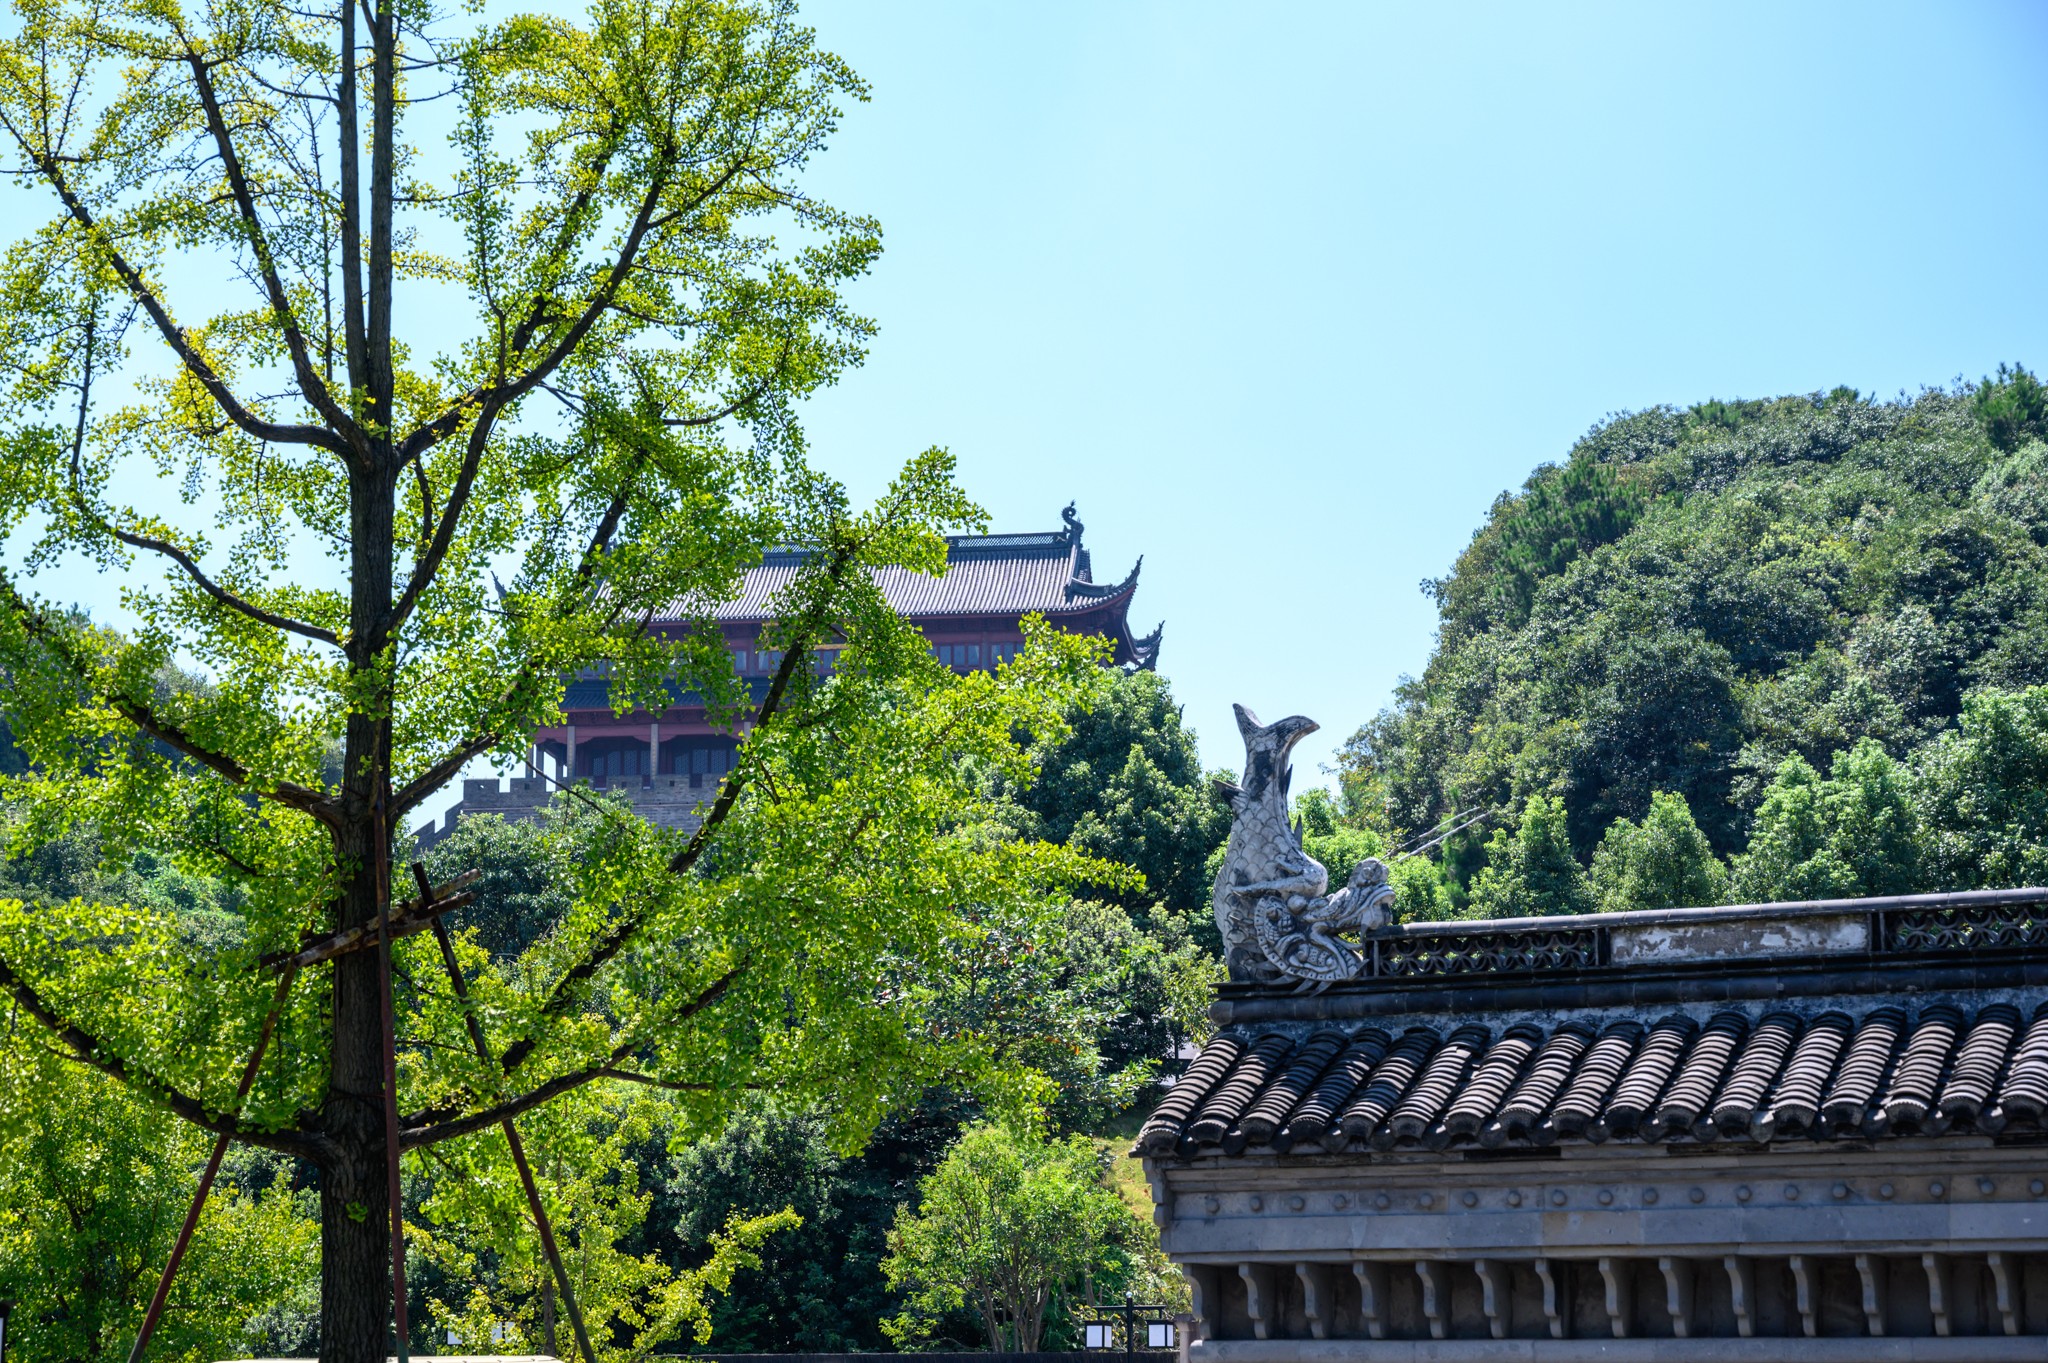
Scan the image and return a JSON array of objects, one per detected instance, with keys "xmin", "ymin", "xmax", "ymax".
[
  {"xmin": 22, "ymin": 0, "xmax": 2048, "ymax": 823},
  {"xmin": 782, "ymin": 0, "xmax": 2048, "ymax": 782}
]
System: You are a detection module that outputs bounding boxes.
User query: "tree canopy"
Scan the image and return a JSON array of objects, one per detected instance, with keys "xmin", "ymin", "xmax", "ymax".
[
  {"xmin": 0, "ymin": 0, "xmax": 1128, "ymax": 1351},
  {"xmin": 1338, "ymin": 372, "xmax": 2048, "ymax": 911},
  {"xmin": 881, "ymin": 1123, "xmax": 1148, "ymax": 1354}
]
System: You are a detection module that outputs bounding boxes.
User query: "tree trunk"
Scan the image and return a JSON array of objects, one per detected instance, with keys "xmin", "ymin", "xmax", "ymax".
[
  {"xmin": 319, "ymin": 827, "xmax": 396, "ymax": 1363},
  {"xmin": 320, "ymin": 455, "xmax": 399, "ymax": 1363}
]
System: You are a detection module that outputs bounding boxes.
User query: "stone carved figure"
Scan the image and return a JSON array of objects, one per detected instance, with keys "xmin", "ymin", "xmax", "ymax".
[{"xmin": 1212, "ymin": 705, "xmax": 1394, "ymax": 988}]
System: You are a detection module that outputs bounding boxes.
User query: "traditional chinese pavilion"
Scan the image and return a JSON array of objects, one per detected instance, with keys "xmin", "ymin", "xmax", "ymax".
[
  {"xmin": 1142, "ymin": 704, "xmax": 2048, "ymax": 1361},
  {"xmin": 414, "ymin": 505, "xmax": 1157, "ymax": 847}
]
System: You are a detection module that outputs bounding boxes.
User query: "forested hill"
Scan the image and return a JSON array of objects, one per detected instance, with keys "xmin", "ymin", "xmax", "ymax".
[{"xmin": 1339, "ymin": 367, "xmax": 2048, "ymax": 911}]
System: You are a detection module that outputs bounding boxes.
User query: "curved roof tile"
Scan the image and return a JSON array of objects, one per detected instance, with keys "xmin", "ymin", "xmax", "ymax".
[{"xmin": 1139, "ymin": 1000, "xmax": 2048, "ymax": 1157}]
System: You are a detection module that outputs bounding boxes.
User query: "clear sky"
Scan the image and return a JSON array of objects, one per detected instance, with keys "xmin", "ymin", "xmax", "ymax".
[
  {"xmin": 780, "ymin": 0, "xmax": 2048, "ymax": 783},
  {"xmin": 22, "ymin": 1, "xmax": 2048, "ymax": 825}
]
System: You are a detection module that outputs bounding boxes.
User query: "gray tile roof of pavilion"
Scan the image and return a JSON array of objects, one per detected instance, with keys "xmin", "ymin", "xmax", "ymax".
[
  {"xmin": 653, "ymin": 529, "xmax": 1142, "ymax": 624},
  {"xmin": 1140, "ymin": 999, "xmax": 2048, "ymax": 1157},
  {"xmin": 1144, "ymin": 889, "xmax": 2048, "ymax": 1158}
]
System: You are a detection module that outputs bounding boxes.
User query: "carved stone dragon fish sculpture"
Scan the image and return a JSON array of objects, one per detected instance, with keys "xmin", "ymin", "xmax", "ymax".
[{"xmin": 1211, "ymin": 704, "xmax": 1394, "ymax": 988}]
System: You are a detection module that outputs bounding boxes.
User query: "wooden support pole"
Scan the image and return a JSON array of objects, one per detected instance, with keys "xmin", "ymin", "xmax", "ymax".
[
  {"xmin": 420, "ymin": 866, "xmax": 599, "ymax": 1363},
  {"xmin": 126, "ymin": 966, "xmax": 297, "ymax": 1363},
  {"xmin": 260, "ymin": 871, "xmax": 479, "ymax": 973},
  {"xmin": 377, "ymin": 798, "xmax": 410, "ymax": 1363}
]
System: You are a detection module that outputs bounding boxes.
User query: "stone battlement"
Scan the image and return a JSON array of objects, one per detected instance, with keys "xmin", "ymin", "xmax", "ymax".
[{"xmin": 413, "ymin": 775, "xmax": 707, "ymax": 849}]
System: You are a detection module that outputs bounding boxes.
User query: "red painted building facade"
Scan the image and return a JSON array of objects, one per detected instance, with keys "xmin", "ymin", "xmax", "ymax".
[{"xmin": 416, "ymin": 507, "xmax": 1156, "ymax": 846}]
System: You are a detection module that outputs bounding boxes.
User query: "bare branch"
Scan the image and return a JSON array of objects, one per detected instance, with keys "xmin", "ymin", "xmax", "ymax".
[
  {"xmin": 111, "ymin": 696, "xmax": 342, "ymax": 824},
  {"xmin": 0, "ymin": 128, "xmax": 348, "ymax": 456},
  {"xmin": 102, "ymin": 526, "xmax": 342, "ymax": 645},
  {"xmin": 382, "ymin": 392, "xmax": 497, "ymax": 641},
  {"xmin": 401, "ymin": 963, "xmax": 743, "ymax": 1147},
  {"xmin": 595, "ymin": 1068, "xmax": 726, "ymax": 1092},
  {"xmin": 183, "ymin": 50, "xmax": 366, "ymax": 454},
  {"xmin": 662, "ymin": 374, "xmax": 774, "ymax": 429},
  {"xmin": 0, "ymin": 572, "xmax": 342, "ymax": 825}
]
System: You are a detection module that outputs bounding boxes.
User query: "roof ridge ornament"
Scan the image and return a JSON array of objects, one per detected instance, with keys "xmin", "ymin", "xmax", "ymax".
[
  {"xmin": 1061, "ymin": 501, "xmax": 1084, "ymax": 542},
  {"xmin": 1213, "ymin": 706, "xmax": 1392, "ymax": 990}
]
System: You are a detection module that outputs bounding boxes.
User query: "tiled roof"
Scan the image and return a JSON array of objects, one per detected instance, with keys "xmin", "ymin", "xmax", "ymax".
[
  {"xmin": 1139, "ymin": 1000, "xmax": 2048, "ymax": 1156},
  {"xmin": 654, "ymin": 532, "xmax": 1142, "ymax": 623}
]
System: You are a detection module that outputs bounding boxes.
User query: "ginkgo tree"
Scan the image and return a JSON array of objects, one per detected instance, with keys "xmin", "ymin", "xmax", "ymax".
[{"xmin": 0, "ymin": 0, "xmax": 1112, "ymax": 1357}]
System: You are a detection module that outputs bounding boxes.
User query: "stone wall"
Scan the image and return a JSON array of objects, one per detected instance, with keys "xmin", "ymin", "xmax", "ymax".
[{"xmin": 412, "ymin": 775, "xmax": 707, "ymax": 849}]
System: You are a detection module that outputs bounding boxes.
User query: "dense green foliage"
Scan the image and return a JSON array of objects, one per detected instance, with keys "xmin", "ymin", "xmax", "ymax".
[
  {"xmin": 1468, "ymin": 794, "xmax": 1589, "ymax": 918},
  {"xmin": 1340, "ymin": 370, "xmax": 2048, "ymax": 910},
  {"xmin": 0, "ymin": 654, "xmax": 1221, "ymax": 1356},
  {"xmin": 1007, "ymin": 669, "xmax": 1232, "ymax": 927},
  {"xmin": 1730, "ymin": 740, "xmax": 1920, "ymax": 903},
  {"xmin": 1587, "ymin": 791, "xmax": 1728, "ymax": 913},
  {"xmin": 0, "ymin": 997, "xmax": 321, "ymax": 1363},
  {"xmin": 881, "ymin": 1123, "xmax": 1154, "ymax": 1354},
  {"xmin": 659, "ymin": 1096, "xmax": 965, "ymax": 1352},
  {"xmin": 0, "ymin": 0, "xmax": 1242, "ymax": 1322},
  {"xmin": 0, "ymin": 0, "xmax": 1152, "ymax": 1344}
]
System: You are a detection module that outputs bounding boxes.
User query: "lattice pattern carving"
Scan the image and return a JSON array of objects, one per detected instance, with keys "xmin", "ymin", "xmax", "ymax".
[
  {"xmin": 1886, "ymin": 900, "xmax": 2048, "ymax": 953},
  {"xmin": 1376, "ymin": 929, "xmax": 1601, "ymax": 979}
]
